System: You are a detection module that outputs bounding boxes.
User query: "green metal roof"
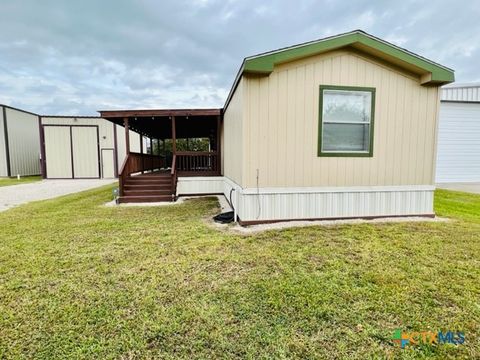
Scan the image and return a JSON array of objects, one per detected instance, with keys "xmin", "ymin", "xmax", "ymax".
[{"xmin": 225, "ymin": 30, "xmax": 454, "ymax": 109}]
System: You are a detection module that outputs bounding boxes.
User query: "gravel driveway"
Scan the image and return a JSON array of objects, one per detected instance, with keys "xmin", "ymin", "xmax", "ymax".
[
  {"xmin": 0, "ymin": 179, "xmax": 117, "ymax": 212},
  {"xmin": 437, "ymin": 182, "xmax": 480, "ymax": 194}
]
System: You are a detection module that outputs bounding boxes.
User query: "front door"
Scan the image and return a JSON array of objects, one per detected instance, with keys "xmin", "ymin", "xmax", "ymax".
[{"xmin": 101, "ymin": 149, "xmax": 115, "ymax": 178}]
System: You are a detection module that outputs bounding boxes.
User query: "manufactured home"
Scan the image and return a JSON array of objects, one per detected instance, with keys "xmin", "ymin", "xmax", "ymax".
[
  {"xmin": 437, "ymin": 83, "xmax": 480, "ymax": 182},
  {"xmin": 0, "ymin": 30, "xmax": 455, "ymax": 224},
  {"xmin": 99, "ymin": 30, "xmax": 454, "ymax": 224}
]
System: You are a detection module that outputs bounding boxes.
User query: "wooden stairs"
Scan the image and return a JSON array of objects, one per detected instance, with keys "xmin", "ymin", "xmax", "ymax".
[{"xmin": 118, "ymin": 171, "xmax": 176, "ymax": 203}]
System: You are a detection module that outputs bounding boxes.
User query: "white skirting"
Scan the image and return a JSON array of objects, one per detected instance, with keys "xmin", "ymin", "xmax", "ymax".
[
  {"xmin": 176, "ymin": 176, "xmax": 224, "ymax": 195},
  {"xmin": 177, "ymin": 176, "xmax": 435, "ymax": 223}
]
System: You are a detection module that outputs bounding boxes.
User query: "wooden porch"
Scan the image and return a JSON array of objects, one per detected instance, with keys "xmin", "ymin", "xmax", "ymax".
[{"xmin": 100, "ymin": 109, "xmax": 222, "ymax": 203}]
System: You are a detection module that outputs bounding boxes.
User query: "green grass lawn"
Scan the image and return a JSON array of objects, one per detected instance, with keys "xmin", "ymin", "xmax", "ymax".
[
  {"xmin": 0, "ymin": 187, "xmax": 478, "ymax": 359},
  {"xmin": 0, "ymin": 175, "xmax": 41, "ymax": 187}
]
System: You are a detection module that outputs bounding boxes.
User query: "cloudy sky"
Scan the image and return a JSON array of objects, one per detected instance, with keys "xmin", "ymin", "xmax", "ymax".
[{"xmin": 0, "ymin": 0, "xmax": 478, "ymax": 115}]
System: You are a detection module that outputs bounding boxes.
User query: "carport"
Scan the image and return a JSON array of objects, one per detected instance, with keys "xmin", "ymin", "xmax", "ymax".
[{"xmin": 99, "ymin": 108, "xmax": 222, "ymax": 203}]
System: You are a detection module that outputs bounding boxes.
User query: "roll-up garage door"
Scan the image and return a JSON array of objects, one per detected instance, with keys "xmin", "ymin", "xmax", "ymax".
[
  {"xmin": 43, "ymin": 125, "xmax": 100, "ymax": 179},
  {"xmin": 436, "ymin": 102, "xmax": 480, "ymax": 182}
]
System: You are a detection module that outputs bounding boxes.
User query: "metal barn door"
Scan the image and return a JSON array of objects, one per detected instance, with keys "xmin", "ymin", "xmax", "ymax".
[
  {"xmin": 436, "ymin": 102, "xmax": 480, "ymax": 182},
  {"xmin": 71, "ymin": 127, "xmax": 100, "ymax": 178},
  {"xmin": 44, "ymin": 126, "xmax": 73, "ymax": 178},
  {"xmin": 101, "ymin": 149, "xmax": 115, "ymax": 178}
]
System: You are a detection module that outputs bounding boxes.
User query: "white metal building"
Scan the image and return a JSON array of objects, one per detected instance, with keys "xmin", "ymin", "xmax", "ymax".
[
  {"xmin": 0, "ymin": 104, "xmax": 142, "ymax": 179},
  {"xmin": 437, "ymin": 83, "xmax": 480, "ymax": 183},
  {"xmin": 40, "ymin": 116, "xmax": 141, "ymax": 179},
  {"xmin": 0, "ymin": 105, "xmax": 41, "ymax": 177}
]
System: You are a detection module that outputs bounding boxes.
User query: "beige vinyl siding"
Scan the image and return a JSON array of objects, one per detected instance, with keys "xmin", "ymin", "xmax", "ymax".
[
  {"xmin": 241, "ymin": 50, "xmax": 440, "ymax": 188},
  {"xmin": 5, "ymin": 107, "xmax": 41, "ymax": 176},
  {"xmin": 220, "ymin": 118, "xmax": 224, "ymax": 174},
  {"xmin": 223, "ymin": 77, "xmax": 245, "ymax": 185},
  {"xmin": 0, "ymin": 107, "xmax": 7, "ymax": 176}
]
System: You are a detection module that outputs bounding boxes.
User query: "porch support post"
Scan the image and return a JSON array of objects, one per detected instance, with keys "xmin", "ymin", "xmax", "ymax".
[
  {"xmin": 171, "ymin": 116, "xmax": 176, "ymax": 153},
  {"xmin": 162, "ymin": 139, "xmax": 166, "ymax": 169},
  {"xmin": 124, "ymin": 117, "xmax": 130, "ymax": 155},
  {"xmin": 150, "ymin": 138, "xmax": 153, "ymax": 154},
  {"xmin": 216, "ymin": 114, "xmax": 221, "ymax": 175},
  {"xmin": 140, "ymin": 134, "xmax": 144, "ymax": 173}
]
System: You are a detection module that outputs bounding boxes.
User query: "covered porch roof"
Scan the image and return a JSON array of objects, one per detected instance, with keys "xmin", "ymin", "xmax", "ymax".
[{"xmin": 99, "ymin": 108, "xmax": 222, "ymax": 140}]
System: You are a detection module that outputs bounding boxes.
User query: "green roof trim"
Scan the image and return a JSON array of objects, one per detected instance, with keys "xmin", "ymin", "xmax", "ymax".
[
  {"xmin": 224, "ymin": 30, "xmax": 454, "ymax": 110},
  {"xmin": 243, "ymin": 30, "xmax": 454, "ymax": 84}
]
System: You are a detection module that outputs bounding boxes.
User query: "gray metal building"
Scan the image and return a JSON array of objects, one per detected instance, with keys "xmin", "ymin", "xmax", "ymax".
[
  {"xmin": 40, "ymin": 116, "xmax": 140, "ymax": 179},
  {"xmin": 0, "ymin": 104, "xmax": 141, "ymax": 179},
  {"xmin": 0, "ymin": 105, "xmax": 41, "ymax": 177},
  {"xmin": 437, "ymin": 83, "xmax": 480, "ymax": 182}
]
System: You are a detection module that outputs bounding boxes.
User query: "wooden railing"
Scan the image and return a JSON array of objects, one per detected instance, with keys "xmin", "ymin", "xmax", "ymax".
[
  {"xmin": 175, "ymin": 151, "xmax": 220, "ymax": 176},
  {"xmin": 171, "ymin": 154, "xmax": 177, "ymax": 199},
  {"xmin": 118, "ymin": 152, "xmax": 166, "ymax": 195}
]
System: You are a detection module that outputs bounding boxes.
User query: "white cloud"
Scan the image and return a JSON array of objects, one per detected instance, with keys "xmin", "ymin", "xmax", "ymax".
[
  {"xmin": 0, "ymin": 0, "xmax": 478, "ymax": 114},
  {"xmin": 355, "ymin": 10, "xmax": 376, "ymax": 29}
]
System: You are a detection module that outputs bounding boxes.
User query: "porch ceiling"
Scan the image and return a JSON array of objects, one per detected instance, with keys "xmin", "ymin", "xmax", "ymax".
[{"xmin": 99, "ymin": 108, "xmax": 221, "ymax": 139}]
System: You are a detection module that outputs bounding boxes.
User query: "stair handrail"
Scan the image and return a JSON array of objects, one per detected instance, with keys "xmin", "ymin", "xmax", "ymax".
[
  {"xmin": 171, "ymin": 154, "xmax": 178, "ymax": 200},
  {"xmin": 119, "ymin": 152, "xmax": 166, "ymax": 196},
  {"xmin": 118, "ymin": 154, "xmax": 131, "ymax": 197}
]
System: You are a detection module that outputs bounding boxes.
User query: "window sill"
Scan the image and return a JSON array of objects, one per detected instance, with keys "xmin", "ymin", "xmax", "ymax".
[{"xmin": 317, "ymin": 151, "xmax": 373, "ymax": 157}]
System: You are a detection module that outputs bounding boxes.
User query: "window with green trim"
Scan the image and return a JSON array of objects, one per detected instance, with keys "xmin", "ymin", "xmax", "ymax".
[{"xmin": 318, "ymin": 85, "xmax": 375, "ymax": 157}]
